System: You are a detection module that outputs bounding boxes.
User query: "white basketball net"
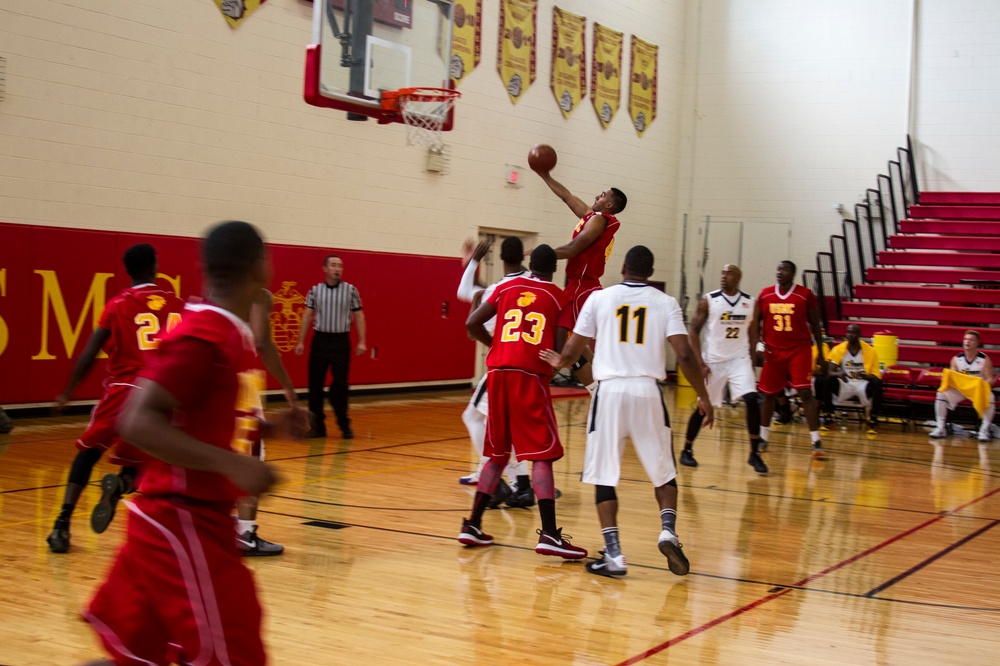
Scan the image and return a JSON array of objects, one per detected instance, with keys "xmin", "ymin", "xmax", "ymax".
[{"xmin": 398, "ymin": 89, "xmax": 459, "ymax": 149}]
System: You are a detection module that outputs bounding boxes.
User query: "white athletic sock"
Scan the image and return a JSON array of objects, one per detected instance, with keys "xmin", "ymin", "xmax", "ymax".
[
  {"xmin": 981, "ymin": 401, "xmax": 995, "ymax": 435},
  {"xmin": 760, "ymin": 426, "xmax": 771, "ymax": 441},
  {"xmin": 237, "ymin": 519, "xmax": 256, "ymax": 534},
  {"xmin": 810, "ymin": 430, "xmax": 821, "ymax": 444},
  {"xmin": 934, "ymin": 397, "xmax": 948, "ymax": 429}
]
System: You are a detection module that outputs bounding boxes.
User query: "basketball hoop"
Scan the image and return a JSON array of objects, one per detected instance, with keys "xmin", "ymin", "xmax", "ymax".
[{"xmin": 382, "ymin": 87, "xmax": 461, "ymax": 149}]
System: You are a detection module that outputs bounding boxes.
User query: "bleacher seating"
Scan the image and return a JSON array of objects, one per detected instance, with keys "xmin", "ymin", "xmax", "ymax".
[{"xmin": 827, "ymin": 190, "xmax": 1000, "ymax": 369}]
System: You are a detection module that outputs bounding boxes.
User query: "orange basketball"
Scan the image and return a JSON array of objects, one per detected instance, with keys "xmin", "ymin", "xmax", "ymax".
[{"xmin": 528, "ymin": 144, "xmax": 557, "ymax": 173}]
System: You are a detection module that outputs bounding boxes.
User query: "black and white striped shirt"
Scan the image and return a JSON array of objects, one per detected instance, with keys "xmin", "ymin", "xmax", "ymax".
[{"xmin": 305, "ymin": 281, "xmax": 362, "ymax": 333}]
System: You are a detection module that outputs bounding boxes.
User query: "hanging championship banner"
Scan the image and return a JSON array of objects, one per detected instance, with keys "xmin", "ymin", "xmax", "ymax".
[
  {"xmin": 628, "ymin": 35, "xmax": 658, "ymax": 136},
  {"xmin": 550, "ymin": 7, "xmax": 586, "ymax": 118},
  {"xmin": 590, "ymin": 23, "xmax": 623, "ymax": 128},
  {"xmin": 497, "ymin": 0, "xmax": 538, "ymax": 104},
  {"xmin": 451, "ymin": 0, "xmax": 482, "ymax": 86},
  {"xmin": 213, "ymin": 0, "xmax": 268, "ymax": 28}
]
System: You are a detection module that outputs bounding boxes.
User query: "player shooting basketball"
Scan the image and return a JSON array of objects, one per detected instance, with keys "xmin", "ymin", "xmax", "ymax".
[{"xmin": 531, "ymin": 145, "xmax": 627, "ymax": 393}]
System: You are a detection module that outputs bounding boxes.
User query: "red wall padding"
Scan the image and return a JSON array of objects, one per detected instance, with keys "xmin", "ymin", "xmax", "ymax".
[{"xmin": 0, "ymin": 222, "xmax": 475, "ymax": 405}]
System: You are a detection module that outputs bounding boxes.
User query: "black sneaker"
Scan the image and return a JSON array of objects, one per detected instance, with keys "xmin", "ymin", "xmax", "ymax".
[
  {"xmin": 586, "ymin": 551, "xmax": 627, "ymax": 577},
  {"xmin": 91, "ymin": 473, "xmax": 124, "ymax": 534},
  {"xmin": 341, "ymin": 427, "xmax": 354, "ymax": 439},
  {"xmin": 304, "ymin": 428, "xmax": 327, "ymax": 439},
  {"xmin": 505, "ymin": 486, "xmax": 535, "ymax": 508},
  {"xmin": 237, "ymin": 527, "xmax": 284, "ymax": 556},
  {"xmin": 812, "ymin": 441, "xmax": 826, "ymax": 459},
  {"xmin": 0, "ymin": 407, "xmax": 12, "ymax": 434},
  {"xmin": 458, "ymin": 519, "xmax": 493, "ymax": 547},
  {"xmin": 748, "ymin": 451, "xmax": 768, "ymax": 474},
  {"xmin": 486, "ymin": 479, "xmax": 512, "ymax": 509},
  {"xmin": 679, "ymin": 449, "xmax": 698, "ymax": 467},
  {"xmin": 46, "ymin": 520, "xmax": 70, "ymax": 553}
]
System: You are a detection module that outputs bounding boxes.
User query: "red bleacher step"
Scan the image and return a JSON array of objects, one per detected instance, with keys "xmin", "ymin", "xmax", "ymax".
[
  {"xmin": 900, "ymin": 220, "xmax": 1000, "ymax": 235},
  {"xmin": 866, "ymin": 267, "xmax": 1000, "ymax": 284},
  {"xmin": 877, "ymin": 251, "xmax": 1000, "ymax": 269},
  {"xmin": 909, "ymin": 205, "xmax": 1000, "ymax": 220},
  {"xmin": 828, "ymin": 320, "xmax": 1000, "ymax": 345},
  {"xmin": 841, "ymin": 301, "xmax": 1000, "ymax": 324},
  {"xmin": 853, "ymin": 284, "xmax": 1000, "ymax": 305},
  {"xmin": 888, "ymin": 235, "xmax": 1000, "ymax": 251},
  {"xmin": 897, "ymin": 344, "xmax": 998, "ymax": 366},
  {"xmin": 919, "ymin": 192, "xmax": 1000, "ymax": 206}
]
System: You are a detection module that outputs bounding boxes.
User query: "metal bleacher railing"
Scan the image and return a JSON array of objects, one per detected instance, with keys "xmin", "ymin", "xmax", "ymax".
[{"xmin": 805, "ymin": 135, "xmax": 920, "ymax": 329}]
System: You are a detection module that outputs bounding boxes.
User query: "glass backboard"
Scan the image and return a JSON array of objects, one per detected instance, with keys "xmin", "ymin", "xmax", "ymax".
[{"xmin": 305, "ymin": 0, "xmax": 455, "ymax": 125}]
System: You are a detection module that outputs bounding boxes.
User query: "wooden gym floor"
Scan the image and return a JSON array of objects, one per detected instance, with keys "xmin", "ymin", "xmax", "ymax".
[{"xmin": 1, "ymin": 387, "xmax": 999, "ymax": 665}]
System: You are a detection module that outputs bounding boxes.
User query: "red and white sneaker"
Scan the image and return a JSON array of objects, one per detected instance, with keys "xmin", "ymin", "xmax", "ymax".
[
  {"xmin": 535, "ymin": 528, "xmax": 588, "ymax": 559},
  {"xmin": 458, "ymin": 519, "xmax": 493, "ymax": 547}
]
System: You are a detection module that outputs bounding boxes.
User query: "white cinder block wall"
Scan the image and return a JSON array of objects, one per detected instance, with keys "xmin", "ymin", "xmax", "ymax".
[
  {"xmin": 0, "ymin": 0, "xmax": 689, "ymax": 291},
  {"xmin": 912, "ymin": 0, "xmax": 1000, "ymax": 191},
  {"xmin": 3, "ymin": 0, "xmax": 1000, "ymax": 302}
]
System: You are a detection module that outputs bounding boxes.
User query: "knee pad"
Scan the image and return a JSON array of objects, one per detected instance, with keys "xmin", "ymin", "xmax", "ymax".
[{"xmin": 595, "ymin": 485, "xmax": 617, "ymax": 504}]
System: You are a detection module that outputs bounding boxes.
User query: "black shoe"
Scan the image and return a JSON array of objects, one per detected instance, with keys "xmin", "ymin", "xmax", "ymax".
[
  {"xmin": 748, "ymin": 452, "xmax": 768, "ymax": 474},
  {"xmin": 679, "ymin": 449, "xmax": 698, "ymax": 467},
  {"xmin": 505, "ymin": 486, "xmax": 535, "ymax": 508},
  {"xmin": 341, "ymin": 427, "xmax": 354, "ymax": 439},
  {"xmin": 91, "ymin": 473, "xmax": 124, "ymax": 534},
  {"xmin": 812, "ymin": 441, "xmax": 826, "ymax": 459},
  {"xmin": 47, "ymin": 520, "xmax": 70, "ymax": 553},
  {"xmin": 304, "ymin": 428, "xmax": 327, "ymax": 439},
  {"xmin": 0, "ymin": 407, "xmax": 12, "ymax": 434},
  {"xmin": 487, "ymin": 479, "xmax": 512, "ymax": 509},
  {"xmin": 237, "ymin": 526, "xmax": 284, "ymax": 556}
]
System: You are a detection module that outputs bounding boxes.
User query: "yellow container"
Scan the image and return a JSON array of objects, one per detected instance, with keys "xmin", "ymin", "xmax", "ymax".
[
  {"xmin": 873, "ymin": 333, "xmax": 898, "ymax": 370},
  {"xmin": 677, "ymin": 366, "xmax": 692, "ymax": 387}
]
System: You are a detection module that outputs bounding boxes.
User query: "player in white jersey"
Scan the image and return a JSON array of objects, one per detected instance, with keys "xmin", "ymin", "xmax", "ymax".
[
  {"xmin": 541, "ymin": 246, "xmax": 713, "ymax": 578},
  {"xmin": 931, "ymin": 330, "xmax": 996, "ymax": 441},
  {"xmin": 818, "ymin": 323, "xmax": 883, "ymax": 434},
  {"xmin": 456, "ymin": 237, "xmax": 532, "ymax": 506},
  {"xmin": 681, "ymin": 264, "xmax": 767, "ymax": 473}
]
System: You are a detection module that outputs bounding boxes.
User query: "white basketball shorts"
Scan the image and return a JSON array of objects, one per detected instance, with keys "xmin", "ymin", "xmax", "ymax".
[
  {"xmin": 705, "ymin": 356, "xmax": 757, "ymax": 407},
  {"xmin": 582, "ymin": 378, "xmax": 676, "ymax": 487}
]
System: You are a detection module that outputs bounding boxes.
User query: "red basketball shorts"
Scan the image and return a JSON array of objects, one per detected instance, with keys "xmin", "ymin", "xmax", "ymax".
[
  {"xmin": 77, "ymin": 380, "xmax": 147, "ymax": 466},
  {"xmin": 557, "ymin": 278, "xmax": 602, "ymax": 330},
  {"xmin": 758, "ymin": 346, "xmax": 814, "ymax": 395},
  {"xmin": 85, "ymin": 495, "xmax": 265, "ymax": 666},
  {"xmin": 485, "ymin": 369, "xmax": 563, "ymax": 462}
]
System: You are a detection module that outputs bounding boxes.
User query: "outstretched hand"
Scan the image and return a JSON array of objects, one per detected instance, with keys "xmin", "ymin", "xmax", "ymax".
[
  {"xmin": 539, "ymin": 349, "xmax": 567, "ymax": 369},
  {"xmin": 263, "ymin": 404, "xmax": 311, "ymax": 442}
]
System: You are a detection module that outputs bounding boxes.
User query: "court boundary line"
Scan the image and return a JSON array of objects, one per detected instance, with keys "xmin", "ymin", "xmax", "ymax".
[{"xmin": 615, "ymin": 483, "xmax": 1000, "ymax": 666}]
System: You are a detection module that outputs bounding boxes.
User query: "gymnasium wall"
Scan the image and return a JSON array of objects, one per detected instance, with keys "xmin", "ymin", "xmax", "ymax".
[
  {"xmin": 911, "ymin": 0, "xmax": 1000, "ymax": 191},
  {"xmin": 0, "ymin": 222, "xmax": 473, "ymax": 405},
  {"xmin": 0, "ymin": 0, "xmax": 689, "ymax": 282}
]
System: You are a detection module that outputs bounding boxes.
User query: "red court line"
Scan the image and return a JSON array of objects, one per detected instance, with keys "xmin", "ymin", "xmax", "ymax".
[{"xmin": 616, "ymin": 484, "xmax": 1000, "ymax": 666}]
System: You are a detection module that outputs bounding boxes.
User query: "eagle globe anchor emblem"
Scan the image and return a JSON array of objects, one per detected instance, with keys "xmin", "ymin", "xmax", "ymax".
[{"xmin": 270, "ymin": 281, "xmax": 307, "ymax": 353}]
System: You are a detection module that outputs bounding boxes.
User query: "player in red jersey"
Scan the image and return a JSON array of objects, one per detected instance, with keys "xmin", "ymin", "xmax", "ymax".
[
  {"xmin": 535, "ymin": 168, "xmax": 626, "ymax": 391},
  {"xmin": 82, "ymin": 221, "xmax": 306, "ymax": 666},
  {"xmin": 459, "ymin": 245, "xmax": 587, "ymax": 560},
  {"xmin": 46, "ymin": 244, "xmax": 185, "ymax": 553},
  {"xmin": 749, "ymin": 260, "xmax": 828, "ymax": 458}
]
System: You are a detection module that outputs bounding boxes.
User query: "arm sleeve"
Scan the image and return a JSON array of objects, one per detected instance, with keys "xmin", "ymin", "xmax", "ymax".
[
  {"xmin": 573, "ymin": 296, "xmax": 598, "ymax": 338},
  {"xmin": 351, "ymin": 285, "xmax": 362, "ymax": 311},
  {"xmin": 457, "ymin": 259, "xmax": 484, "ymax": 303},
  {"xmin": 664, "ymin": 298, "xmax": 688, "ymax": 338},
  {"xmin": 304, "ymin": 286, "xmax": 316, "ymax": 309}
]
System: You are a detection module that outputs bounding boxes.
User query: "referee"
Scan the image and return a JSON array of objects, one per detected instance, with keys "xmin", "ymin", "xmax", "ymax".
[{"xmin": 295, "ymin": 255, "xmax": 367, "ymax": 439}]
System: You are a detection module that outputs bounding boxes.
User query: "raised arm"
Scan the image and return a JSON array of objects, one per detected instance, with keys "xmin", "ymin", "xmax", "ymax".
[
  {"xmin": 54, "ymin": 327, "xmax": 113, "ymax": 411},
  {"xmin": 537, "ymin": 171, "xmax": 591, "ymax": 219}
]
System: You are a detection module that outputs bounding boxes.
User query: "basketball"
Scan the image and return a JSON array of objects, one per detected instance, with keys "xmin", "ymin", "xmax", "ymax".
[{"xmin": 528, "ymin": 144, "xmax": 557, "ymax": 173}]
